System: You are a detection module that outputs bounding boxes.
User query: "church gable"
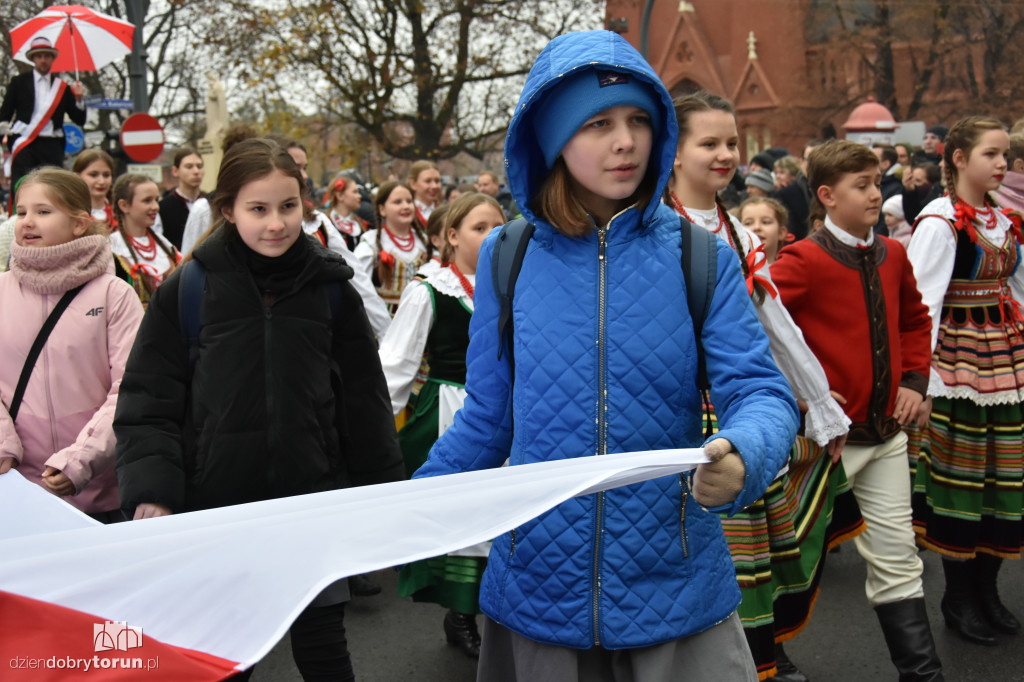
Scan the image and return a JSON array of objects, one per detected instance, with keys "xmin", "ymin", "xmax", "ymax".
[
  {"xmin": 655, "ymin": 7, "xmax": 728, "ymax": 94},
  {"xmin": 731, "ymin": 33, "xmax": 780, "ymax": 112}
]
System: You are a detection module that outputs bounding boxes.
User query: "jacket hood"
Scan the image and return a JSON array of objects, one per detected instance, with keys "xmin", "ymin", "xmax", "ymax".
[{"xmin": 503, "ymin": 30, "xmax": 678, "ymax": 228}]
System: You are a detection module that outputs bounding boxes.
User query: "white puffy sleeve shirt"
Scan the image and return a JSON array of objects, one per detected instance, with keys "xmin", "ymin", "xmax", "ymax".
[{"xmin": 683, "ymin": 206, "xmax": 850, "ymax": 446}]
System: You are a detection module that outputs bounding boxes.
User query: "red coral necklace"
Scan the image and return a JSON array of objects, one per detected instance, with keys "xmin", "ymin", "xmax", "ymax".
[
  {"xmin": 668, "ymin": 191, "xmax": 733, "ymax": 247},
  {"xmin": 448, "ymin": 262, "xmax": 474, "ymax": 300},
  {"xmin": 127, "ymin": 231, "xmax": 157, "ymax": 259},
  {"xmin": 383, "ymin": 224, "xmax": 416, "ymax": 252}
]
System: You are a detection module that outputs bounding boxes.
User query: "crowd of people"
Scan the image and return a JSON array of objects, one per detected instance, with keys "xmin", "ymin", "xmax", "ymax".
[{"xmin": 2, "ymin": 27, "xmax": 1023, "ymax": 682}]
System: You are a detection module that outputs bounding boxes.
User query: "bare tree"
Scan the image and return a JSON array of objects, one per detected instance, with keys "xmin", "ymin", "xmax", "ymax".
[
  {"xmin": 798, "ymin": 0, "xmax": 1024, "ymax": 124},
  {"xmin": 210, "ymin": 0, "xmax": 603, "ymax": 160},
  {"xmin": 1, "ymin": 0, "xmax": 221, "ymax": 143}
]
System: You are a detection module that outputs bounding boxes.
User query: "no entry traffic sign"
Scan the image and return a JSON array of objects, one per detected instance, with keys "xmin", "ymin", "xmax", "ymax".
[{"xmin": 120, "ymin": 113, "xmax": 165, "ymax": 163}]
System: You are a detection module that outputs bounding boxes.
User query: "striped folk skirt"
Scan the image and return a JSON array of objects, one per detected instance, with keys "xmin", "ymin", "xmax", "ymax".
[
  {"xmin": 911, "ymin": 276, "xmax": 1024, "ymax": 559},
  {"xmin": 721, "ymin": 434, "xmax": 864, "ymax": 680},
  {"xmin": 911, "ymin": 396, "xmax": 1024, "ymax": 559}
]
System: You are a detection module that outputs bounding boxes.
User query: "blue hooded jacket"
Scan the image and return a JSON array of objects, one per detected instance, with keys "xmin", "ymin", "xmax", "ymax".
[{"xmin": 416, "ymin": 31, "xmax": 799, "ymax": 649}]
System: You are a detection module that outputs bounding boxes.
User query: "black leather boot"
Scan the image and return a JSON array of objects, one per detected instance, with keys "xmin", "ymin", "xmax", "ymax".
[
  {"xmin": 767, "ymin": 642, "xmax": 809, "ymax": 682},
  {"xmin": 443, "ymin": 610, "xmax": 481, "ymax": 659},
  {"xmin": 874, "ymin": 598, "xmax": 945, "ymax": 681},
  {"xmin": 940, "ymin": 558, "xmax": 996, "ymax": 645},
  {"xmin": 974, "ymin": 553, "xmax": 1021, "ymax": 634}
]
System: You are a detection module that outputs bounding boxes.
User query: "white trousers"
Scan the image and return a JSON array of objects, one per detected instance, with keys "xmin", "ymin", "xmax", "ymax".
[{"xmin": 842, "ymin": 430, "xmax": 925, "ymax": 606}]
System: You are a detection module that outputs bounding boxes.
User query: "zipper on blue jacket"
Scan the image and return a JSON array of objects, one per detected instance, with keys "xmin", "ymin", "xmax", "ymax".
[
  {"xmin": 593, "ymin": 225, "xmax": 608, "ymax": 646},
  {"xmin": 679, "ymin": 475, "xmax": 689, "ymax": 558}
]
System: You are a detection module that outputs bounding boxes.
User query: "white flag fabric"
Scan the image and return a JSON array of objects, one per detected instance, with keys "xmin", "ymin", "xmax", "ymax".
[{"xmin": 0, "ymin": 448, "xmax": 707, "ymax": 675}]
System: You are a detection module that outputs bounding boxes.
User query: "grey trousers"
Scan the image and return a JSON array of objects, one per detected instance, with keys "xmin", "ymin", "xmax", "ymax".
[{"xmin": 476, "ymin": 612, "xmax": 758, "ymax": 682}]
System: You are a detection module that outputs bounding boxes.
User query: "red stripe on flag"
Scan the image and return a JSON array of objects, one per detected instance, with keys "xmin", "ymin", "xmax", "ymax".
[{"xmin": 0, "ymin": 591, "xmax": 241, "ymax": 681}]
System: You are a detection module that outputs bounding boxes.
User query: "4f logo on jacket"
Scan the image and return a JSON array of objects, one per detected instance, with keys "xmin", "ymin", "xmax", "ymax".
[{"xmin": 85, "ymin": 307, "xmax": 104, "ymax": 317}]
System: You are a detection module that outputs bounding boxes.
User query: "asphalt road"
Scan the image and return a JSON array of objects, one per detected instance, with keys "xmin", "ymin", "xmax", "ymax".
[{"xmin": 251, "ymin": 549, "xmax": 1024, "ymax": 681}]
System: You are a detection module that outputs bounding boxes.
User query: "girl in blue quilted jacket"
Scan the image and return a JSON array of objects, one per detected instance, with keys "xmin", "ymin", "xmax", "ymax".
[{"xmin": 415, "ymin": 30, "xmax": 800, "ymax": 681}]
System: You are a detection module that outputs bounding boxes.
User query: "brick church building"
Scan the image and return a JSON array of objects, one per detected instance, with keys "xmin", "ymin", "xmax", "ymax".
[{"xmin": 604, "ymin": 0, "xmax": 1017, "ymax": 161}]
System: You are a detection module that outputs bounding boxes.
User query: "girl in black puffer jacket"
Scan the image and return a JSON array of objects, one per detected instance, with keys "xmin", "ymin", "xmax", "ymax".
[{"xmin": 114, "ymin": 138, "xmax": 404, "ymax": 682}]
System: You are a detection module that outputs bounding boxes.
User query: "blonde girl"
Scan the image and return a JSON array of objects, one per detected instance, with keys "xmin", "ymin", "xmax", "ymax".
[
  {"xmin": 72, "ymin": 149, "xmax": 115, "ymax": 227},
  {"xmin": 110, "ymin": 174, "xmax": 180, "ymax": 306},
  {"xmin": 0, "ymin": 169, "xmax": 142, "ymax": 522},
  {"xmin": 739, "ymin": 196, "xmax": 790, "ymax": 264},
  {"xmin": 408, "ymin": 160, "xmax": 441, "ymax": 226},
  {"xmin": 352, "ymin": 181, "xmax": 428, "ymax": 315},
  {"xmin": 773, "ymin": 155, "xmax": 801, "ymax": 189},
  {"xmin": 907, "ymin": 115, "xmax": 1024, "ymax": 646},
  {"xmin": 380, "ymin": 193, "xmax": 505, "ymax": 658}
]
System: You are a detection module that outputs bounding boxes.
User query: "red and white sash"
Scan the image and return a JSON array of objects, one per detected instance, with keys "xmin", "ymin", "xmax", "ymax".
[{"xmin": 3, "ymin": 77, "xmax": 67, "ymax": 178}]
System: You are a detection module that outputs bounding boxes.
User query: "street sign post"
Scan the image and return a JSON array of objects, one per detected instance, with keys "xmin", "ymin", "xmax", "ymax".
[
  {"xmin": 63, "ymin": 124, "xmax": 85, "ymax": 155},
  {"xmin": 127, "ymin": 163, "xmax": 164, "ymax": 184},
  {"xmin": 85, "ymin": 97, "xmax": 134, "ymax": 110},
  {"xmin": 120, "ymin": 113, "xmax": 165, "ymax": 163}
]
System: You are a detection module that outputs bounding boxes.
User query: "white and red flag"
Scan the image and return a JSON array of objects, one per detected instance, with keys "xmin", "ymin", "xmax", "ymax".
[{"xmin": 0, "ymin": 448, "xmax": 708, "ymax": 680}]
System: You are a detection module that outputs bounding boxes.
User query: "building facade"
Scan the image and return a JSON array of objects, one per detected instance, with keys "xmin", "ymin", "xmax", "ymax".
[{"xmin": 604, "ymin": 0, "xmax": 1019, "ymax": 160}]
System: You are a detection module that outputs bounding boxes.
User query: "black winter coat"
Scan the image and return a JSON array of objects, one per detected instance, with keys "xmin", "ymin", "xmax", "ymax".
[{"xmin": 114, "ymin": 228, "xmax": 404, "ymax": 512}]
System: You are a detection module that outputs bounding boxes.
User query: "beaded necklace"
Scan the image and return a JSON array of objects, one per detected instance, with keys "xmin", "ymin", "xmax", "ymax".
[
  {"xmin": 668, "ymin": 191, "xmax": 734, "ymax": 248},
  {"xmin": 448, "ymin": 262, "xmax": 474, "ymax": 300},
  {"xmin": 127, "ymin": 231, "xmax": 157, "ymax": 259},
  {"xmin": 952, "ymin": 198, "xmax": 997, "ymax": 240},
  {"xmin": 383, "ymin": 223, "xmax": 416, "ymax": 252}
]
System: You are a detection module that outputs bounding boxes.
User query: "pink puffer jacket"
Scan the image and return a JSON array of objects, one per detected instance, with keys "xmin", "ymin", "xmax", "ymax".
[{"xmin": 0, "ymin": 235, "xmax": 143, "ymax": 514}]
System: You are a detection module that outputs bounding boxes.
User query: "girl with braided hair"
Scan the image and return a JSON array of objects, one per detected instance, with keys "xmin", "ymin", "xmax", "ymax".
[
  {"xmin": 325, "ymin": 176, "xmax": 367, "ymax": 251},
  {"xmin": 665, "ymin": 91, "xmax": 854, "ymax": 682},
  {"xmin": 907, "ymin": 115, "xmax": 1024, "ymax": 647},
  {"xmin": 109, "ymin": 174, "xmax": 180, "ymax": 307},
  {"xmin": 352, "ymin": 181, "xmax": 428, "ymax": 315}
]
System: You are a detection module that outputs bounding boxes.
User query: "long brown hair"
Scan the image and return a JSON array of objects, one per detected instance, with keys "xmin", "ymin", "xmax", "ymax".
[
  {"xmin": 424, "ymin": 203, "xmax": 451, "ymax": 262},
  {"xmin": 188, "ymin": 138, "xmax": 305, "ymax": 258},
  {"xmin": 668, "ymin": 91, "xmax": 766, "ymax": 302},
  {"xmin": 111, "ymin": 174, "xmax": 177, "ymax": 270},
  {"xmin": 17, "ymin": 168, "xmax": 107, "ymax": 238},
  {"xmin": 943, "ymin": 116, "xmax": 1006, "ymax": 208},
  {"xmin": 72, "ymin": 149, "xmax": 115, "ymax": 207},
  {"xmin": 373, "ymin": 181, "xmax": 427, "ymax": 284}
]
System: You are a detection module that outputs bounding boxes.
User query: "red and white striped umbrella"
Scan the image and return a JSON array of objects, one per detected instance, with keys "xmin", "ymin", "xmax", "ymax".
[{"xmin": 11, "ymin": 4, "xmax": 135, "ymax": 77}]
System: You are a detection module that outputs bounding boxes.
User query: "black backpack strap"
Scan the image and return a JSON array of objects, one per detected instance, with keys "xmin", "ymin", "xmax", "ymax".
[
  {"xmin": 177, "ymin": 259, "xmax": 206, "ymax": 377},
  {"xmin": 680, "ymin": 217, "xmax": 718, "ymax": 389},
  {"xmin": 680, "ymin": 217, "xmax": 719, "ymax": 438},
  {"xmin": 491, "ymin": 217, "xmax": 535, "ymax": 361},
  {"xmin": 9, "ymin": 283, "xmax": 86, "ymax": 421}
]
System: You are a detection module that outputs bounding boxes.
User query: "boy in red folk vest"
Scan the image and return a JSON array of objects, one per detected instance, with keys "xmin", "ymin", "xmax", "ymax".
[{"xmin": 771, "ymin": 140, "xmax": 945, "ymax": 682}]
